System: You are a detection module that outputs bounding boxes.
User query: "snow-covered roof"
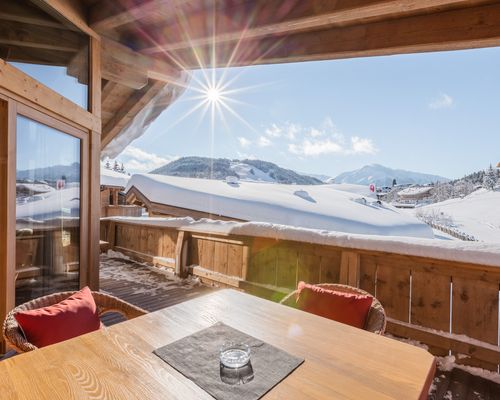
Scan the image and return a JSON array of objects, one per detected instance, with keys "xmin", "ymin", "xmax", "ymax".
[
  {"xmin": 398, "ymin": 186, "xmax": 433, "ymax": 197},
  {"xmin": 101, "ymin": 167, "xmax": 130, "ymax": 188},
  {"xmin": 125, "ymin": 174, "xmax": 434, "ymax": 239}
]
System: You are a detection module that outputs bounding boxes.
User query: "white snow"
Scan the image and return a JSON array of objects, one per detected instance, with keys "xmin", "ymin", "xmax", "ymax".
[
  {"xmin": 101, "ymin": 167, "xmax": 130, "ymax": 188},
  {"xmin": 229, "ymin": 161, "xmax": 275, "ymax": 182},
  {"xmin": 16, "ymin": 183, "xmax": 55, "ymax": 194},
  {"xmin": 103, "ymin": 216, "xmax": 500, "ymax": 267},
  {"xmin": 125, "ymin": 174, "xmax": 433, "ymax": 238},
  {"xmin": 16, "ymin": 187, "xmax": 80, "ymax": 221},
  {"xmin": 411, "ymin": 188, "xmax": 500, "ymax": 242},
  {"xmin": 398, "ymin": 186, "xmax": 433, "ymax": 197}
]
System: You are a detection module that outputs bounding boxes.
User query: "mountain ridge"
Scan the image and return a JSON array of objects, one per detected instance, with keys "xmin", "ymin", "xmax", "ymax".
[
  {"xmin": 150, "ymin": 156, "xmax": 323, "ymax": 185},
  {"xmin": 334, "ymin": 164, "xmax": 449, "ymax": 186}
]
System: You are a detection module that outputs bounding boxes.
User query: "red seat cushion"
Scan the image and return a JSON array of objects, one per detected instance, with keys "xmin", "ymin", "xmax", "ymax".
[
  {"xmin": 14, "ymin": 287, "xmax": 101, "ymax": 348},
  {"xmin": 295, "ymin": 282, "xmax": 373, "ymax": 329}
]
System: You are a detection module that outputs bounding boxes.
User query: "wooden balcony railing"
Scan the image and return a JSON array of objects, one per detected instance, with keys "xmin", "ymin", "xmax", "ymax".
[{"xmin": 101, "ymin": 217, "xmax": 500, "ymax": 371}]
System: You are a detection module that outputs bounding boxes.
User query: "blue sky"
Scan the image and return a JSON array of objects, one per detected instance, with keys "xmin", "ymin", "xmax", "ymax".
[{"xmin": 117, "ymin": 47, "xmax": 500, "ymax": 179}]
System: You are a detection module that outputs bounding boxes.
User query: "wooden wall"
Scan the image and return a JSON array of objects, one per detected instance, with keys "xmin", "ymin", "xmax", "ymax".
[{"xmin": 101, "ymin": 219, "xmax": 500, "ymax": 370}]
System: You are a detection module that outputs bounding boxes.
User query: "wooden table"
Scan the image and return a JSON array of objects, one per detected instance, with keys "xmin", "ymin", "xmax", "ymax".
[{"xmin": 0, "ymin": 290, "xmax": 435, "ymax": 399}]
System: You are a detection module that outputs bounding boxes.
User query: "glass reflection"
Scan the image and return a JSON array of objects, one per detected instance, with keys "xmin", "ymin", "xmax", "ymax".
[{"xmin": 15, "ymin": 116, "xmax": 81, "ymax": 305}]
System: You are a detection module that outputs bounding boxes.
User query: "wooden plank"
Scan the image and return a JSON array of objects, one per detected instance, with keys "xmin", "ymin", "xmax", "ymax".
[
  {"xmin": 319, "ymin": 252, "xmax": 341, "ymax": 283},
  {"xmin": 376, "ymin": 261, "xmax": 411, "ymax": 322},
  {"xmin": 200, "ymin": 239, "xmax": 215, "ymax": 272},
  {"xmin": 167, "ymin": 2, "xmax": 500, "ymax": 68},
  {"xmin": 297, "ymin": 252, "xmax": 321, "ymax": 284},
  {"xmin": 0, "ymin": 21, "xmax": 84, "ymax": 52},
  {"xmin": 0, "ymin": 1, "xmax": 65, "ymax": 29},
  {"xmin": 247, "ymin": 239, "xmax": 277, "ymax": 285},
  {"xmin": 0, "ymin": 60, "xmax": 100, "ymax": 132},
  {"xmin": 452, "ymin": 277, "xmax": 499, "ymax": 370},
  {"xmin": 340, "ymin": 251, "xmax": 360, "ymax": 286},
  {"xmin": 141, "ymin": 0, "xmax": 482, "ymax": 54},
  {"xmin": 387, "ymin": 318, "xmax": 500, "ymax": 366},
  {"xmin": 227, "ymin": 243, "xmax": 243, "ymax": 278},
  {"xmin": 174, "ymin": 230, "xmax": 186, "ymax": 277},
  {"xmin": 101, "ymin": 81, "xmax": 165, "ymax": 147},
  {"xmin": 0, "ymin": 290, "xmax": 436, "ymax": 399},
  {"xmin": 0, "ymin": 99, "xmax": 15, "ymax": 353},
  {"xmin": 411, "ymin": 269, "xmax": 451, "ymax": 332},
  {"xmin": 359, "ymin": 255, "xmax": 377, "ymax": 296},
  {"xmin": 276, "ymin": 244, "xmax": 298, "ymax": 289},
  {"xmin": 33, "ymin": 0, "xmax": 99, "ymax": 38}
]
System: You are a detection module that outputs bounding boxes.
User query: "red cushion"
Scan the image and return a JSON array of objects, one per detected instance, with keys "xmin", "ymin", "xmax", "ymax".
[
  {"xmin": 295, "ymin": 282, "xmax": 373, "ymax": 329},
  {"xmin": 14, "ymin": 287, "xmax": 101, "ymax": 348}
]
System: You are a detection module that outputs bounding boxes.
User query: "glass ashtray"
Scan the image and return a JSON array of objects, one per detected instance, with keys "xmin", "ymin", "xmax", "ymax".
[{"xmin": 219, "ymin": 342, "xmax": 251, "ymax": 368}]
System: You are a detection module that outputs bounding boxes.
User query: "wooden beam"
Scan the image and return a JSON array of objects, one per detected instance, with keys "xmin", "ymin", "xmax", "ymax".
[
  {"xmin": 0, "ymin": 21, "xmax": 84, "ymax": 52},
  {"xmin": 387, "ymin": 318, "xmax": 500, "ymax": 365},
  {"xmin": 101, "ymin": 80, "xmax": 165, "ymax": 148},
  {"xmin": 0, "ymin": 1, "xmax": 64, "ymax": 29},
  {"xmin": 101, "ymin": 38, "xmax": 184, "ymax": 89},
  {"xmin": 165, "ymin": 2, "xmax": 500, "ymax": 68},
  {"xmin": 0, "ymin": 59, "xmax": 100, "ymax": 132},
  {"xmin": 141, "ymin": 0, "xmax": 490, "ymax": 54},
  {"xmin": 89, "ymin": 0, "xmax": 209, "ymax": 32},
  {"xmin": 32, "ymin": 0, "xmax": 99, "ymax": 38},
  {"xmin": 0, "ymin": 99, "xmax": 16, "ymax": 353}
]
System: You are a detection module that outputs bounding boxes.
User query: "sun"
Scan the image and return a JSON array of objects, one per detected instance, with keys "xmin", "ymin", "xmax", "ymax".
[{"xmin": 205, "ymin": 86, "xmax": 222, "ymax": 103}]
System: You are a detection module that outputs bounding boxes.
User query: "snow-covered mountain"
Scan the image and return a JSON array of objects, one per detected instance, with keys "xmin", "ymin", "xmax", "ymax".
[
  {"xmin": 151, "ymin": 157, "xmax": 323, "ymax": 185},
  {"xmin": 334, "ymin": 164, "xmax": 449, "ymax": 186}
]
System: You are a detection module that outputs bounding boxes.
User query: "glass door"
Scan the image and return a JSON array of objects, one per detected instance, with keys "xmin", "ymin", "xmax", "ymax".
[{"xmin": 15, "ymin": 114, "xmax": 83, "ymax": 305}]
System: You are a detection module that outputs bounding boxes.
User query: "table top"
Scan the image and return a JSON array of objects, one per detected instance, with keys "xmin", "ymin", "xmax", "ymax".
[{"xmin": 0, "ymin": 289, "xmax": 435, "ymax": 399}]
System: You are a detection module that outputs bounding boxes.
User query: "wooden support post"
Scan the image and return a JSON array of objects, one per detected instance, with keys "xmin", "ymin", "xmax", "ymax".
[
  {"xmin": 0, "ymin": 99, "xmax": 16, "ymax": 354},
  {"xmin": 241, "ymin": 245, "xmax": 250, "ymax": 281},
  {"xmin": 340, "ymin": 251, "xmax": 360, "ymax": 287},
  {"xmin": 107, "ymin": 221, "xmax": 116, "ymax": 248},
  {"xmin": 175, "ymin": 231, "xmax": 189, "ymax": 278}
]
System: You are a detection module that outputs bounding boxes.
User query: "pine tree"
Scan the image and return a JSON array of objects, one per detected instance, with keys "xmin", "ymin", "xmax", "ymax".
[
  {"xmin": 113, "ymin": 160, "xmax": 120, "ymax": 171},
  {"xmin": 483, "ymin": 164, "xmax": 497, "ymax": 190},
  {"xmin": 105, "ymin": 160, "xmax": 111, "ymax": 170},
  {"xmin": 392, "ymin": 178, "xmax": 397, "ymax": 187},
  {"xmin": 120, "ymin": 163, "xmax": 125, "ymax": 173}
]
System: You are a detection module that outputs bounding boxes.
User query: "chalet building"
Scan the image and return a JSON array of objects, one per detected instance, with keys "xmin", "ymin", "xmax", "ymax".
[{"xmin": 2, "ymin": 1, "xmax": 500, "ymax": 398}]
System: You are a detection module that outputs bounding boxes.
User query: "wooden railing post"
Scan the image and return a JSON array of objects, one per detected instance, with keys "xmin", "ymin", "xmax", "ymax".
[
  {"xmin": 175, "ymin": 230, "xmax": 190, "ymax": 278},
  {"xmin": 340, "ymin": 251, "xmax": 360, "ymax": 287}
]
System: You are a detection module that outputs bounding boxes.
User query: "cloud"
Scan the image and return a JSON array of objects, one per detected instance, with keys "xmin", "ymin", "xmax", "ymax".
[
  {"xmin": 350, "ymin": 136, "xmax": 377, "ymax": 154},
  {"xmin": 257, "ymin": 136, "xmax": 272, "ymax": 147},
  {"xmin": 117, "ymin": 146, "xmax": 176, "ymax": 173},
  {"xmin": 238, "ymin": 137, "xmax": 252, "ymax": 148},
  {"xmin": 265, "ymin": 122, "xmax": 299, "ymax": 140},
  {"xmin": 265, "ymin": 118, "xmax": 378, "ymax": 157},
  {"xmin": 429, "ymin": 93, "xmax": 454, "ymax": 109},
  {"xmin": 289, "ymin": 139, "xmax": 343, "ymax": 156}
]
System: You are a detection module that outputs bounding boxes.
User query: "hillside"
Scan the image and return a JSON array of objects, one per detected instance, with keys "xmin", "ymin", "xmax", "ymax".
[
  {"xmin": 412, "ymin": 188, "xmax": 500, "ymax": 242},
  {"xmin": 17, "ymin": 162, "xmax": 80, "ymax": 183},
  {"xmin": 151, "ymin": 156, "xmax": 323, "ymax": 185},
  {"xmin": 334, "ymin": 164, "xmax": 449, "ymax": 186}
]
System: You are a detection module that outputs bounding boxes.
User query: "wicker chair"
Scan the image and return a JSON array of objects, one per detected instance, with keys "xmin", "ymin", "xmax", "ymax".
[
  {"xmin": 2, "ymin": 291, "xmax": 147, "ymax": 353},
  {"xmin": 280, "ymin": 283, "xmax": 386, "ymax": 334}
]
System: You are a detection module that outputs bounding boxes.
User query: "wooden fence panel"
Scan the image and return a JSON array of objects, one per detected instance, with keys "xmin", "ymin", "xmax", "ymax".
[
  {"xmin": 276, "ymin": 244, "xmax": 298, "ymax": 289},
  {"xmin": 319, "ymin": 252, "xmax": 341, "ymax": 284},
  {"xmin": 227, "ymin": 244, "xmax": 243, "ymax": 278},
  {"xmin": 359, "ymin": 255, "xmax": 377, "ymax": 296},
  {"xmin": 213, "ymin": 241, "xmax": 228, "ymax": 275},
  {"xmin": 376, "ymin": 260, "xmax": 411, "ymax": 322},
  {"xmin": 297, "ymin": 253, "xmax": 321, "ymax": 284},
  {"xmin": 248, "ymin": 243, "xmax": 277, "ymax": 286}
]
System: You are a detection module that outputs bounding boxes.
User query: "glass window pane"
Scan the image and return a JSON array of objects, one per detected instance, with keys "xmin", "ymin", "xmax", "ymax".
[
  {"xmin": 2, "ymin": 0, "xmax": 89, "ymax": 109},
  {"xmin": 15, "ymin": 115, "xmax": 81, "ymax": 305}
]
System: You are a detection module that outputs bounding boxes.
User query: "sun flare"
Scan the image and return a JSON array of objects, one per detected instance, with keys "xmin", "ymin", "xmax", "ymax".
[{"xmin": 205, "ymin": 86, "xmax": 222, "ymax": 103}]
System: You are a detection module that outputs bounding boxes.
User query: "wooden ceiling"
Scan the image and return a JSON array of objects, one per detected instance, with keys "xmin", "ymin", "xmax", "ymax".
[{"xmin": 88, "ymin": 0, "xmax": 500, "ymax": 69}]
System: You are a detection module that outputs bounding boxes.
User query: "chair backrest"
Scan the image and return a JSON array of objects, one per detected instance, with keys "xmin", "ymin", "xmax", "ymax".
[
  {"xmin": 280, "ymin": 283, "xmax": 386, "ymax": 334},
  {"xmin": 2, "ymin": 291, "xmax": 147, "ymax": 353}
]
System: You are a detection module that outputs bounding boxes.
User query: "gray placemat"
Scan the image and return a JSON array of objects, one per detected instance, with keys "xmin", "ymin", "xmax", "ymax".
[{"xmin": 153, "ymin": 322, "xmax": 304, "ymax": 400}]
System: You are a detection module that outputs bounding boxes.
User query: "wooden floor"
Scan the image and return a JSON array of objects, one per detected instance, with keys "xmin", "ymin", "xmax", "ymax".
[{"xmin": 3, "ymin": 253, "xmax": 500, "ymax": 399}]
